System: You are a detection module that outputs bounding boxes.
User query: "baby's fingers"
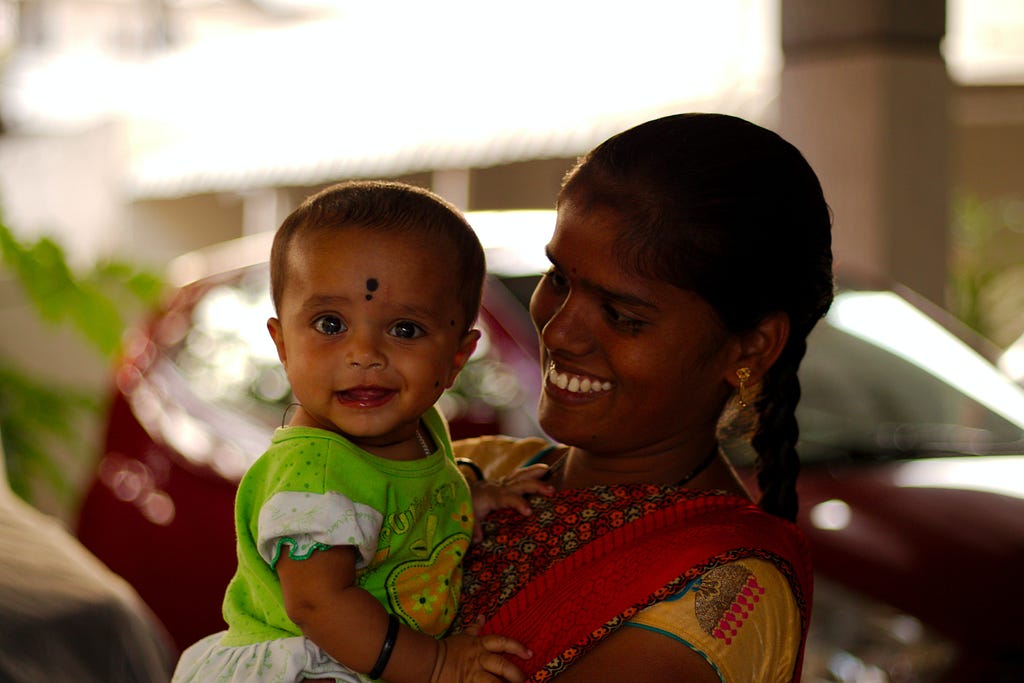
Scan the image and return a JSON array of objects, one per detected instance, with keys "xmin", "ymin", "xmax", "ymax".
[
  {"xmin": 507, "ymin": 477, "xmax": 555, "ymax": 496},
  {"xmin": 506, "ymin": 463, "xmax": 550, "ymax": 482},
  {"xmin": 492, "ymin": 489, "xmax": 541, "ymax": 517},
  {"xmin": 499, "ymin": 466, "xmax": 555, "ymax": 497}
]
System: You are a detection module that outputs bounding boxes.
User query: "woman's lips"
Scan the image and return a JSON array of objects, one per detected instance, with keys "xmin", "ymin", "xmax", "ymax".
[
  {"xmin": 544, "ymin": 362, "xmax": 613, "ymax": 395},
  {"xmin": 336, "ymin": 386, "xmax": 396, "ymax": 407}
]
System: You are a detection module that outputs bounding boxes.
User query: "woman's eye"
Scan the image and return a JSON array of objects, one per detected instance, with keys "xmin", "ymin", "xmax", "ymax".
[
  {"xmin": 543, "ymin": 267, "xmax": 568, "ymax": 290},
  {"xmin": 389, "ymin": 321, "xmax": 424, "ymax": 339},
  {"xmin": 312, "ymin": 315, "xmax": 346, "ymax": 336},
  {"xmin": 603, "ymin": 304, "xmax": 645, "ymax": 333}
]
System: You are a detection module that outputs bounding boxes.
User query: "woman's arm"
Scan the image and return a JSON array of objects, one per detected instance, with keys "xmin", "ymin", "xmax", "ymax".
[
  {"xmin": 549, "ymin": 626, "xmax": 721, "ymax": 683},
  {"xmin": 277, "ymin": 546, "xmax": 530, "ymax": 683}
]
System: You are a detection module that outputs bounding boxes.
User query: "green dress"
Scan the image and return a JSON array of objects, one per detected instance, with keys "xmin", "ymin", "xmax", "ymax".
[{"xmin": 173, "ymin": 406, "xmax": 472, "ymax": 682}]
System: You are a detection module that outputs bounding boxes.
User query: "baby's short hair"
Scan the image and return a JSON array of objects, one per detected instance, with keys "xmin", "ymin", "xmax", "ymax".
[{"xmin": 270, "ymin": 180, "xmax": 486, "ymax": 330}]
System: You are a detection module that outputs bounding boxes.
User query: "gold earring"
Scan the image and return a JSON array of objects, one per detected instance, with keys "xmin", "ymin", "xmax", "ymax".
[{"xmin": 736, "ymin": 367, "xmax": 752, "ymax": 408}]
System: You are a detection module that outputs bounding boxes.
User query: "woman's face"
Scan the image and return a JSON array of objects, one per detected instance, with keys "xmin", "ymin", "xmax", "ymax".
[{"xmin": 529, "ymin": 201, "xmax": 739, "ymax": 458}]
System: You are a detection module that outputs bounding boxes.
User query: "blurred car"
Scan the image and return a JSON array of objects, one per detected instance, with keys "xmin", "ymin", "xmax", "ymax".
[
  {"xmin": 998, "ymin": 330, "xmax": 1024, "ymax": 387},
  {"xmin": 784, "ymin": 287, "xmax": 1024, "ymax": 682},
  {"xmin": 76, "ymin": 211, "xmax": 1024, "ymax": 682}
]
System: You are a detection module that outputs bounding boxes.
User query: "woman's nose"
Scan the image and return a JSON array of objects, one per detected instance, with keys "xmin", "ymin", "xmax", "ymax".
[{"xmin": 536, "ymin": 293, "xmax": 591, "ymax": 356}]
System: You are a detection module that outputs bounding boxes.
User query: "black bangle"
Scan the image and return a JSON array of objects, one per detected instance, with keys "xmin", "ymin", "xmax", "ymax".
[
  {"xmin": 368, "ymin": 613, "xmax": 399, "ymax": 680},
  {"xmin": 456, "ymin": 457, "xmax": 485, "ymax": 483}
]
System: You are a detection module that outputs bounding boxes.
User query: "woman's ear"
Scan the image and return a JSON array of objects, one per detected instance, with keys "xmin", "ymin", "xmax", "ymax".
[
  {"xmin": 727, "ymin": 311, "xmax": 790, "ymax": 387},
  {"xmin": 267, "ymin": 317, "xmax": 287, "ymax": 367},
  {"xmin": 445, "ymin": 329, "xmax": 481, "ymax": 388}
]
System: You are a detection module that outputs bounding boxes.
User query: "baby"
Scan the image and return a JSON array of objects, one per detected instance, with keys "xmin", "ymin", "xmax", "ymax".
[{"xmin": 173, "ymin": 180, "xmax": 548, "ymax": 683}]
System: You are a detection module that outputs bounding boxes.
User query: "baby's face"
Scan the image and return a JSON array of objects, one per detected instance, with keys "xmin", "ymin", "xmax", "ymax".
[{"xmin": 267, "ymin": 226, "xmax": 477, "ymax": 450}]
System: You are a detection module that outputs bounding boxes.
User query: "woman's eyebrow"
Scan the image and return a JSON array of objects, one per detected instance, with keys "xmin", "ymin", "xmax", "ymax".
[{"xmin": 546, "ymin": 250, "xmax": 657, "ymax": 310}]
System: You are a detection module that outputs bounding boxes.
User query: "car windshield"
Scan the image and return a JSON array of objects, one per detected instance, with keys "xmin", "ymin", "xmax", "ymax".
[
  {"xmin": 160, "ymin": 266, "xmax": 289, "ymax": 429},
  {"xmin": 796, "ymin": 290, "xmax": 1024, "ymax": 462}
]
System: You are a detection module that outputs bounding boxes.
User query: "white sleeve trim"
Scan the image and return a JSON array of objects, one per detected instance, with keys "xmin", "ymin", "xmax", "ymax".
[{"xmin": 257, "ymin": 491, "xmax": 384, "ymax": 569}]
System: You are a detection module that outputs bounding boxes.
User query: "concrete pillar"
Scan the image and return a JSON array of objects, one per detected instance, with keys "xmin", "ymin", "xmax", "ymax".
[
  {"xmin": 241, "ymin": 188, "xmax": 293, "ymax": 236},
  {"xmin": 432, "ymin": 169, "xmax": 471, "ymax": 210},
  {"xmin": 779, "ymin": 0, "xmax": 951, "ymax": 307}
]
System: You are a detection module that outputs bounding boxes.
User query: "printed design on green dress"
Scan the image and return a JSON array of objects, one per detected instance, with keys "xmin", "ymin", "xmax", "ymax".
[
  {"xmin": 387, "ymin": 533, "xmax": 468, "ymax": 635},
  {"xmin": 377, "ymin": 485, "xmax": 472, "ymax": 636}
]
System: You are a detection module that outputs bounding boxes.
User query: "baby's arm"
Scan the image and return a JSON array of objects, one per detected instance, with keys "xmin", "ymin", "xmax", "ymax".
[
  {"xmin": 277, "ymin": 546, "xmax": 530, "ymax": 683},
  {"xmin": 464, "ymin": 463, "xmax": 553, "ymax": 542}
]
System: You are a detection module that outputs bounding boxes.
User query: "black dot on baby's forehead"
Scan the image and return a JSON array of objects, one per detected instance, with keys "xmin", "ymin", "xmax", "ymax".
[{"xmin": 366, "ymin": 278, "xmax": 379, "ymax": 292}]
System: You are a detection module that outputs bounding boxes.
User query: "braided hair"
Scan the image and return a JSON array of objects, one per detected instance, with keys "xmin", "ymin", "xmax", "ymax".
[{"xmin": 560, "ymin": 113, "xmax": 834, "ymax": 521}]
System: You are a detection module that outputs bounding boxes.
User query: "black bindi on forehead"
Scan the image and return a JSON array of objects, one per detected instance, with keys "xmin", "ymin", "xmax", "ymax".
[{"xmin": 365, "ymin": 278, "xmax": 379, "ymax": 301}]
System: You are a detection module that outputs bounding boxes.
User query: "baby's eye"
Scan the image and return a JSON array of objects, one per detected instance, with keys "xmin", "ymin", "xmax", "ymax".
[
  {"xmin": 312, "ymin": 315, "xmax": 346, "ymax": 336},
  {"xmin": 389, "ymin": 320, "xmax": 424, "ymax": 339}
]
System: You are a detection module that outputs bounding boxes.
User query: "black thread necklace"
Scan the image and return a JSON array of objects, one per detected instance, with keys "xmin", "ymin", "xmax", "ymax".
[{"xmin": 545, "ymin": 444, "xmax": 721, "ymax": 488}]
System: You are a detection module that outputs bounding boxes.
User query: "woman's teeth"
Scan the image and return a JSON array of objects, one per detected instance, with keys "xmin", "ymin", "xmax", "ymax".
[{"xmin": 547, "ymin": 364, "xmax": 612, "ymax": 394}]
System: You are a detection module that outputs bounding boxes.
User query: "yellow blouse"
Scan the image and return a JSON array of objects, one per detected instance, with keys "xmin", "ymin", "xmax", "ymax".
[{"xmin": 629, "ymin": 558, "xmax": 800, "ymax": 682}]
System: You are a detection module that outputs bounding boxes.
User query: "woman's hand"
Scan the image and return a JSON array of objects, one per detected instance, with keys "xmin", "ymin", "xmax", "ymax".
[
  {"xmin": 468, "ymin": 464, "xmax": 553, "ymax": 541},
  {"xmin": 431, "ymin": 618, "xmax": 532, "ymax": 683}
]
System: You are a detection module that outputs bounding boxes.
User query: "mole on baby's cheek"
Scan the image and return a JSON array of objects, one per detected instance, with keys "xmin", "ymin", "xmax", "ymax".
[{"xmin": 365, "ymin": 278, "xmax": 379, "ymax": 301}]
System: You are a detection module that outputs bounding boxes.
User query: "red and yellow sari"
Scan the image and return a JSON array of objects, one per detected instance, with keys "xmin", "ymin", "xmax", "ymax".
[{"xmin": 454, "ymin": 437, "xmax": 813, "ymax": 682}]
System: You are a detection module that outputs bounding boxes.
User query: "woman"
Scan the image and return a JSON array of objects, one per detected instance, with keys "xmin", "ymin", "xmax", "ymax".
[{"xmin": 454, "ymin": 113, "xmax": 833, "ymax": 682}]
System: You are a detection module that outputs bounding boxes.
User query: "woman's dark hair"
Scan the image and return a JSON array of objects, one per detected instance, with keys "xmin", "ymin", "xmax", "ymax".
[
  {"xmin": 270, "ymin": 180, "xmax": 485, "ymax": 331},
  {"xmin": 560, "ymin": 113, "xmax": 834, "ymax": 521}
]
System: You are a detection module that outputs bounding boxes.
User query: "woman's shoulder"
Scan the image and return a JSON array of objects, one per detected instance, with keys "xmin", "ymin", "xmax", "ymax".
[
  {"xmin": 629, "ymin": 557, "xmax": 802, "ymax": 682},
  {"xmin": 452, "ymin": 435, "xmax": 556, "ymax": 478}
]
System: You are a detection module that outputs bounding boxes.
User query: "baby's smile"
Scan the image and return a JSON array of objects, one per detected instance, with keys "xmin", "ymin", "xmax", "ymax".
[{"xmin": 335, "ymin": 385, "xmax": 396, "ymax": 407}]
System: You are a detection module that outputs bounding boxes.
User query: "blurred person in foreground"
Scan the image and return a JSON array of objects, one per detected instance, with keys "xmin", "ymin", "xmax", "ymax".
[
  {"xmin": 453, "ymin": 112, "xmax": 834, "ymax": 682},
  {"xmin": 0, "ymin": 431, "xmax": 175, "ymax": 682}
]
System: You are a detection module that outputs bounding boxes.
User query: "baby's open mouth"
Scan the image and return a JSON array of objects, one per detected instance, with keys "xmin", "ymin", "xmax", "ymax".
[{"xmin": 337, "ymin": 387, "xmax": 395, "ymax": 405}]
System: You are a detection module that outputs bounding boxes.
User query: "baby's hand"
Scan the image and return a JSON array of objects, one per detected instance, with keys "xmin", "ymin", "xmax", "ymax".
[
  {"xmin": 469, "ymin": 464, "xmax": 554, "ymax": 541},
  {"xmin": 430, "ymin": 620, "xmax": 531, "ymax": 683}
]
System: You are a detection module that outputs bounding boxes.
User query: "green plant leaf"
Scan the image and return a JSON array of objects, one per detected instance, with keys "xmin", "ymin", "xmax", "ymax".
[
  {"xmin": 0, "ymin": 216, "xmax": 165, "ymax": 508},
  {"xmin": 0, "ymin": 363, "xmax": 97, "ymax": 504}
]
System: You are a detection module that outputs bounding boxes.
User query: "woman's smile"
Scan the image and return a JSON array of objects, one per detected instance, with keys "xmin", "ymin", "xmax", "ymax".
[{"xmin": 544, "ymin": 362, "xmax": 613, "ymax": 395}]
